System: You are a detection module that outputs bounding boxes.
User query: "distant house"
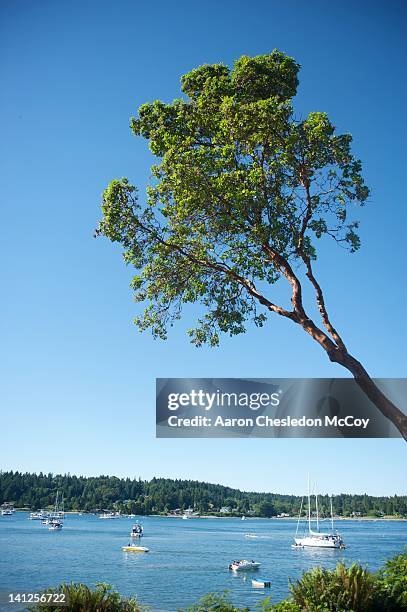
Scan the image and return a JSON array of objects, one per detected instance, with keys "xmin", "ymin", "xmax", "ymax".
[
  {"xmin": 219, "ymin": 506, "xmax": 231, "ymax": 514},
  {"xmin": 277, "ymin": 513, "xmax": 290, "ymax": 518}
]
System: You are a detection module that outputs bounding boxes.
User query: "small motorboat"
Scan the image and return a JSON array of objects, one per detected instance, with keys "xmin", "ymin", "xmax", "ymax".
[
  {"xmin": 29, "ymin": 511, "xmax": 49, "ymax": 520},
  {"xmin": 229, "ymin": 560, "xmax": 260, "ymax": 571},
  {"xmin": 130, "ymin": 523, "xmax": 143, "ymax": 538},
  {"xmin": 245, "ymin": 533, "xmax": 258, "ymax": 538},
  {"xmin": 48, "ymin": 519, "xmax": 63, "ymax": 530},
  {"xmin": 99, "ymin": 512, "xmax": 120, "ymax": 519},
  {"xmin": 252, "ymin": 579, "xmax": 271, "ymax": 588},
  {"xmin": 122, "ymin": 544, "xmax": 149, "ymax": 553}
]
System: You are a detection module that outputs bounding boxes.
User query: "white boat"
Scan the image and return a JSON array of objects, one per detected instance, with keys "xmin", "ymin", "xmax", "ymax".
[
  {"xmin": 130, "ymin": 522, "xmax": 143, "ymax": 538},
  {"xmin": 252, "ymin": 579, "xmax": 271, "ymax": 588},
  {"xmin": 245, "ymin": 533, "xmax": 258, "ymax": 538},
  {"xmin": 229, "ymin": 560, "xmax": 260, "ymax": 571},
  {"xmin": 48, "ymin": 492, "xmax": 64, "ymax": 530},
  {"xmin": 99, "ymin": 512, "xmax": 120, "ymax": 519},
  {"xmin": 1, "ymin": 509, "xmax": 13, "ymax": 516},
  {"xmin": 241, "ymin": 516, "xmax": 246, "ymax": 520},
  {"xmin": 29, "ymin": 510, "xmax": 49, "ymax": 520},
  {"xmin": 182, "ymin": 514, "xmax": 189, "ymax": 520},
  {"xmin": 122, "ymin": 544, "xmax": 149, "ymax": 553},
  {"xmin": 293, "ymin": 477, "xmax": 345, "ymax": 549}
]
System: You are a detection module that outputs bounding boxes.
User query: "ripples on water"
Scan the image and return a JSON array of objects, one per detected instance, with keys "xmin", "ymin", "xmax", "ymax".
[{"xmin": 0, "ymin": 514, "xmax": 406, "ymax": 611}]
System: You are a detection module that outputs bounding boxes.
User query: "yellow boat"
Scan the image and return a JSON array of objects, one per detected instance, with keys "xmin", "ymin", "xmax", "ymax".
[{"xmin": 122, "ymin": 545, "xmax": 149, "ymax": 553}]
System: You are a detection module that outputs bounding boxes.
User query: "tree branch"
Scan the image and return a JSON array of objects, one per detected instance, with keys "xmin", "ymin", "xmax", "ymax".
[
  {"xmin": 298, "ymin": 184, "xmax": 347, "ymax": 351},
  {"xmin": 132, "ymin": 216, "xmax": 297, "ymax": 322},
  {"xmin": 302, "ymin": 254, "xmax": 347, "ymax": 352}
]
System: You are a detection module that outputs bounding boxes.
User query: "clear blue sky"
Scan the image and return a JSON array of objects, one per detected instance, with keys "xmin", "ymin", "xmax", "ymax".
[{"xmin": 1, "ymin": 0, "xmax": 406, "ymax": 496}]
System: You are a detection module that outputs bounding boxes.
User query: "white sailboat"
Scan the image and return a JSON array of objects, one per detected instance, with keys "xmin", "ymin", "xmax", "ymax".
[
  {"xmin": 48, "ymin": 491, "xmax": 64, "ymax": 531},
  {"xmin": 293, "ymin": 477, "xmax": 345, "ymax": 549}
]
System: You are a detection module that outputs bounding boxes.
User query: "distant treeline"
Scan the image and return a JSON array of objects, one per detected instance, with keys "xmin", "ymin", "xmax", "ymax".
[{"xmin": 0, "ymin": 471, "xmax": 406, "ymax": 517}]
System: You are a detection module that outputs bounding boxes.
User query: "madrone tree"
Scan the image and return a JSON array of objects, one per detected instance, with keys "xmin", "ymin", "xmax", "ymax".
[{"xmin": 97, "ymin": 51, "xmax": 407, "ymax": 439}]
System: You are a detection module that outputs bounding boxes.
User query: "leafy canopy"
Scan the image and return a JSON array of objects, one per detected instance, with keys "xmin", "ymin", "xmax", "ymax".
[{"xmin": 97, "ymin": 51, "xmax": 369, "ymax": 346}]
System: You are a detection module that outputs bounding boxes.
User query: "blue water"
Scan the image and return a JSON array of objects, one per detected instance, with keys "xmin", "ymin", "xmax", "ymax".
[{"xmin": 0, "ymin": 513, "xmax": 406, "ymax": 611}]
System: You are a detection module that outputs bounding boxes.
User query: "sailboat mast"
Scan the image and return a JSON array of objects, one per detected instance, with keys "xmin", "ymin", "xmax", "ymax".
[
  {"xmin": 295, "ymin": 496, "xmax": 303, "ymax": 537},
  {"xmin": 315, "ymin": 486, "xmax": 319, "ymax": 532},
  {"xmin": 307, "ymin": 474, "xmax": 311, "ymax": 533},
  {"xmin": 330, "ymin": 495, "xmax": 334, "ymax": 532}
]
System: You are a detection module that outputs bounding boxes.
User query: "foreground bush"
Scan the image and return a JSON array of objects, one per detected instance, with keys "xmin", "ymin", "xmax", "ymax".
[
  {"xmin": 261, "ymin": 552, "xmax": 407, "ymax": 611},
  {"xmin": 376, "ymin": 551, "xmax": 407, "ymax": 610},
  {"xmin": 30, "ymin": 583, "xmax": 147, "ymax": 612},
  {"xmin": 184, "ymin": 590, "xmax": 249, "ymax": 611},
  {"xmin": 258, "ymin": 598, "xmax": 300, "ymax": 611},
  {"xmin": 288, "ymin": 562, "xmax": 377, "ymax": 611}
]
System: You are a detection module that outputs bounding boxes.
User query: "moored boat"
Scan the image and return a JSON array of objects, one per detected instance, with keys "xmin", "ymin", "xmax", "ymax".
[
  {"xmin": 47, "ymin": 492, "xmax": 64, "ymax": 530},
  {"xmin": 29, "ymin": 510, "xmax": 49, "ymax": 520},
  {"xmin": 99, "ymin": 512, "xmax": 120, "ymax": 519},
  {"xmin": 293, "ymin": 476, "xmax": 345, "ymax": 549},
  {"xmin": 130, "ymin": 522, "xmax": 143, "ymax": 538},
  {"xmin": 252, "ymin": 579, "xmax": 271, "ymax": 588},
  {"xmin": 294, "ymin": 532, "xmax": 344, "ymax": 548},
  {"xmin": 122, "ymin": 544, "xmax": 149, "ymax": 552},
  {"xmin": 229, "ymin": 559, "xmax": 260, "ymax": 571}
]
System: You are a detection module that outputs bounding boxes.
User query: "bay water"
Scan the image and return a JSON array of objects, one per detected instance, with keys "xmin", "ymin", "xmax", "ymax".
[{"xmin": 0, "ymin": 513, "xmax": 406, "ymax": 610}]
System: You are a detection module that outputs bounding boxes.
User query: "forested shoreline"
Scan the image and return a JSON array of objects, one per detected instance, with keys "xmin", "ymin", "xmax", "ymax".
[{"xmin": 1, "ymin": 471, "xmax": 406, "ymax": 517}]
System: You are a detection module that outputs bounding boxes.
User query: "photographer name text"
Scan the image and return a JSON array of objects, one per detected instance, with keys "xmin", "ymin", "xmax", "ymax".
[
  {"xmin": 167, "ymin": 415, "xmax": 370, "ymax": 429},
  {"xmin": 165, "ymin": 390, "xmax": 369, "ymax": 430}
]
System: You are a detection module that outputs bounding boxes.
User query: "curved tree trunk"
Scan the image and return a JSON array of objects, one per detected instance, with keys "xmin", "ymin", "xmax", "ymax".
[{"xmin": 329, "ymin": 349, "xmax": 407, "ymax": 440}]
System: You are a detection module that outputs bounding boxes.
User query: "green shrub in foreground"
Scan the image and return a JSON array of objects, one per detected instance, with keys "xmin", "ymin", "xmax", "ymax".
[
  {"xmin": 257, "ymin": 597, "xmax": 300, "ymax": 611},
  {"xmin": 29, "ymin": 583, "xmax": 147, "ymax": 612},
  {"xmin": 184, "ymin": 590, "xmax": 249, "ymax": 611},
  {"xmin": 288, "ymin": 562, "xmax": 377, "ymax": 611},
  {"xmin": 376, "ymin": 551, "xmax": 407, "ymax": 610}
]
